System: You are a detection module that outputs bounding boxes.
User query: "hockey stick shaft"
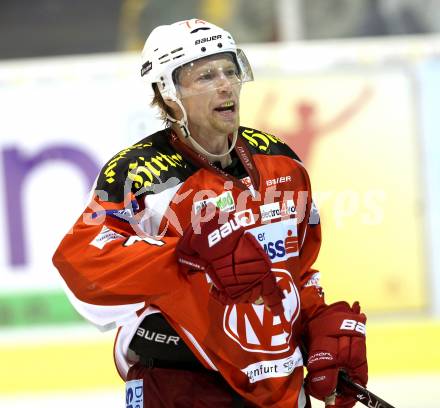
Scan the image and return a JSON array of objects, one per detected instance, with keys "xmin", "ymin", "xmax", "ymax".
[{"xmin": 337, "ymin": 371, "xmax": 396, "ymax": 408}]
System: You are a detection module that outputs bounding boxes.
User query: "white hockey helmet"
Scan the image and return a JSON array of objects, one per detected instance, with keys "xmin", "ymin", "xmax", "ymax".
[{"xmin": 140, "ymin": 19, "xmax": 254, "ymax": 101}]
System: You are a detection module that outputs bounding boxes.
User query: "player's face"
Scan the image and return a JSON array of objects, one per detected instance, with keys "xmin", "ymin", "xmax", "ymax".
[{"xmin": 176, "ymin": 54, "xmax": 241, "ymax": 138}]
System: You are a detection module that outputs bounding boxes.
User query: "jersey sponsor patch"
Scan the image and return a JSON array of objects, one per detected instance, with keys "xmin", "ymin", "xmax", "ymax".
[
  {"xmin": 126, "ymin": 379, "xmax": 143, "ymax": 408},
  {"xmin": 90, "ymin": 226, "xmax": 124, "ymax": 249},
  {"xmin": 193, "ymin": 191, "xmax": 235, "ymax": 214},
  {"xmin": 265, "ymin": 175, "xmax": 292, "ymax": 187},
  {"xmin": 240, "ymin": 176, "xmax": 252, "ymax": 188},
  {"xmin": 259, "ymin": 200, "xmax": 296, "ymax": 222},
  {"xmin": 247, "ymin": 218, "xmax": 299, "ymax": 262},
  {"xmin": 127, "ymin": 152, "xmax": 186, "ymax": 190},
  {"xmin": 241, "ymin": 128, "xmax": 283, "ymax": 152},
  {"xmin": 241, "ymin": 346, "xmax": 303, "ymax": 383},
  {"xmin": 91, "ymin": 200, "xmax": 139, "ymax": 223},
  {"xmin": 240, "ymin": 176, "xmax": 256, "ymax": 197}
]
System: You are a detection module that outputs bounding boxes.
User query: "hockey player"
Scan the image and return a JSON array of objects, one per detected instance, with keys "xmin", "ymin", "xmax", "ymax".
[{"xmin": 53, "ymin": 19, "xmax": 367, "ymax": 407}]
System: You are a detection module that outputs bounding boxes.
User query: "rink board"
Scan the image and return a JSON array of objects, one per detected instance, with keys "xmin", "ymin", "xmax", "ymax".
[{"xmin": 1, "ymin": 319, "xmax": 439, "ymax": 394}]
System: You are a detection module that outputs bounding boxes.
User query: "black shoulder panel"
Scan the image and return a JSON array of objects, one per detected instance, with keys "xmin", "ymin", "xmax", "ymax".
[
  {"xmin": 95, "ymin": 128, "xmax": 196, "ymax": 203},
  {"xmin": 238, "ymin": 126, "xmax": 301, "ymax": 162}
]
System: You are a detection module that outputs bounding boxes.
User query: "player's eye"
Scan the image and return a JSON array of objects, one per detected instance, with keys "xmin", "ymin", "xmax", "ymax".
[
  {"xmin": 197, "ymin": 71, "xmax": 215, "ymax": 82},
  {"xmin": 224, "ymin": 67, "xmax": 239, "ymax": 77}
]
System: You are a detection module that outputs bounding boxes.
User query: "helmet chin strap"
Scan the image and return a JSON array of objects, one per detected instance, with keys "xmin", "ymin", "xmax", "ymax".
[{"xmin": 166, "ymin": 97, "xmax": 238, "ymax": 161}]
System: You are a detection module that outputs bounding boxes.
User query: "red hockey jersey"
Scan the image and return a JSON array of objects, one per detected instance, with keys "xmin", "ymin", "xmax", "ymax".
[{"xmin": 53, "ymin": 126, "xmax": 325, "ymax": 407}]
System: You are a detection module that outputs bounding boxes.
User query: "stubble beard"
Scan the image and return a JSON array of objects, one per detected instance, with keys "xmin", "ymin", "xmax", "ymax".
[{"xmin": 212, "ymin": 109, "xmax": 240, "ymax": 136}]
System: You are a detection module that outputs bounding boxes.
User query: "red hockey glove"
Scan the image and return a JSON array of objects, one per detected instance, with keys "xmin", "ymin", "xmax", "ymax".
[
  {"xmin": 175, "ymin": 209, "xmax": 284, "ymax": 315},
  {"xmin": 304, "ymin": 301, "xmax": 367, "ymax": 408}
]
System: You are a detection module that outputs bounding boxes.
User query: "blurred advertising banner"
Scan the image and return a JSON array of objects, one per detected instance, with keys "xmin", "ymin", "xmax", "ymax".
[
  {"xmin": 240, "ymin": 69, "xmax": 426, "ymax": 313},
  {"xmin": 0, "ymin": 37, "xmax": 438, "ymax": 330},
  {"xmin": 417, "ymin": 59, "xmax": 440, "ymax": 315},
  {"xmin": 0, "ymin": 54, "xmax": 164, "ymax": 328}
]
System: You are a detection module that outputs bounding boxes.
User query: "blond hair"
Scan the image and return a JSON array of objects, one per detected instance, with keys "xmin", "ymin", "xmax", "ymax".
[{"xmin": 151, "ymin": 83, "xmax": 176, "ymax": 124}]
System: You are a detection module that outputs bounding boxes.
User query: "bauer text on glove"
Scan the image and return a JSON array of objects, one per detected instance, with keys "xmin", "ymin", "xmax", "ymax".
[
  {"xmin": 175, "ymin": 209, "xmax": 285, "ymax": 315},
  {"xmin": 304, "ymin": 301, "xmax": 368, "ymax": 408}
]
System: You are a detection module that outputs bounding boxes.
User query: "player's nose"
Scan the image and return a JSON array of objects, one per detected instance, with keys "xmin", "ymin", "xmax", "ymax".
[{"xmin": 216, "ymin": 74, "xmax": 234, "ymax": 94}]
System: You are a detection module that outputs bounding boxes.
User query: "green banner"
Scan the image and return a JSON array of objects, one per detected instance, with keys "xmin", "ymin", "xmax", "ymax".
[{"xmin": 0, "ymin": 291, "xmax": 85, "ymax": 327}]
